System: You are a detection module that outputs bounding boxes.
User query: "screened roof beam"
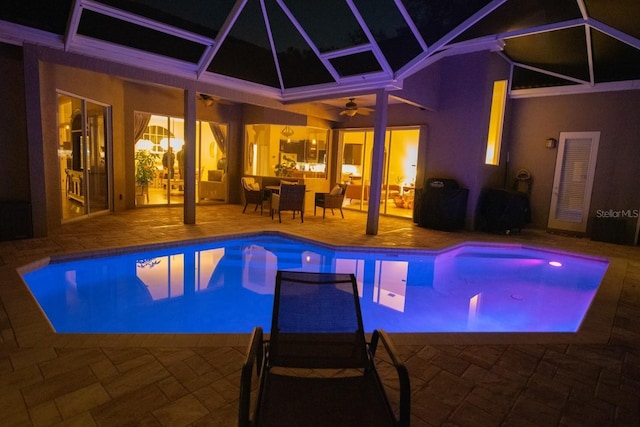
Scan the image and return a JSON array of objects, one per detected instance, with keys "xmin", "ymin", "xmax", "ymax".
[
  {"xmin": 80, "ymin": 0, "xmax": 215, "ymax": 47},
  {"xmin": 588, "ymin": 18, "xmax": 640, "ymax": 50},
  {"xmin": 71, "ymin": 33, "xmax": 200, "ymax": 75},
  {"xmin": 509, "ymin": 60, "xmax": 592, "ymax": 86},
  {"xmin": 576, "ymin": 0, "xmax": 589, "ymax": 20},
  {"xmin": 261, "ymin": 0, "xmax": 285, "ymax": 93},
  {"xmin": 64, "ymin": 0, "xmax": 82, "ymax": 51},
  {"xmin": 280, "ymin": 74, "xmax": 402, "ymax": 104},
  {"xmin": 346, "ymin": 0, "xmax": 392, "ymax": 76},
  {"xmin": 196, "ymin": 0, "xmax": 247, "ymax": 79},
  {"xmin": 275, "ymin": 0, "xmax": 341, "ymax": 83},
  {"xmin": 396, "ymin": 0, "xmax": 507, "ymax": 80},
  {"xmin": 584, "ymin": 24, "xmax": 595, "ymax": 86},
  {"xmin": 393, "ymin": 0, "xmax": 428, "ymax": 52},
  {"xmin": 0, "ymin": 20, "xmax": 63, "ymax": 49},
  {"xmin": 426, "ymin": 0, "xmax": 508, "ymax": 55}
]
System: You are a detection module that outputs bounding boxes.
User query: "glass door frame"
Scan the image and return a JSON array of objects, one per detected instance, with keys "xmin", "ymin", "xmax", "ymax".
[
  {"xmin": 338, "ymin": 126, "xmax": 420, "ymax": 219},
  {"xmin": 57, "ymin": 91, "xmax": 112, "ymax": 222},
  {"xmin": 135, "ymin": 113, "xmax": 228, "ymax": 206}
]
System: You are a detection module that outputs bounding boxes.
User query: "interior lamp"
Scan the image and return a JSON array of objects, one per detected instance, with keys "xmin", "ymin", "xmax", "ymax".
[{"xmin": 281, "ymin": 125, "xmax": 294, "ymax": 138}]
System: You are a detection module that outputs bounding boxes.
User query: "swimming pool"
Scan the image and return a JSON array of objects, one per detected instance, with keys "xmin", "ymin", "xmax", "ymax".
[{"xmin": 20, "ymin": 233, "xmax": 609, "ymax": 334}]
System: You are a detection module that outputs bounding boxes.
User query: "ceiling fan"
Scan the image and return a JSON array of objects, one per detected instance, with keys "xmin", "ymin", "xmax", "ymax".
[
  {"xmin": 198, "ymin": 93, "xmax": 215, "ymax": 107},
  {"xmin": 198, "ymin": 93, "xmax": 218, "ymax": 107},
  {"xmin": 198, "ymin": 93, "xmax": 236, "ymax": 107},
  {"xmin": 339, "ymin": 98, "xmax": 373, "ymax": 117}
]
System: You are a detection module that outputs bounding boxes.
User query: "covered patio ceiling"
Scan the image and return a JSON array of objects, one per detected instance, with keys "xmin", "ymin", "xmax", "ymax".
[{"xmin": 1, "ymin": 0, "xmax": 639, "ymax": 108}]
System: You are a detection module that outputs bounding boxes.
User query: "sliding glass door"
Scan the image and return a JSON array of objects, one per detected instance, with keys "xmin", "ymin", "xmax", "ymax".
[
  {"xmin": 57, "ymin": 94, "xmax": 110, "ymax": 221},
  {"xmin": 134, "ymin": 113, "xmax": 227, "ymax": 206},
  {"xmin": 339, "ymin": 127, "xmax": 419, "ymax": 219}
]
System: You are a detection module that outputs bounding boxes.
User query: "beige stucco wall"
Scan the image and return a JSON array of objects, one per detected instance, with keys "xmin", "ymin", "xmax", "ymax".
[
  {"xmin": 38, "ymin": 62, "xmax": 126, "ymax": 231},
  {"xmin": 0, "ymin": 44, "xmax": 29, "ymax": 202},
  {"xmin": 420, "ymin": 51, "xmax": 511, "ymax": 229},
  {"xmin": 506, "ymin": 90, "xmax": 640, "ymax": 239}
]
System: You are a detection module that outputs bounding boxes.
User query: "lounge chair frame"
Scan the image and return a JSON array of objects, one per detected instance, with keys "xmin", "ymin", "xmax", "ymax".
[{"xmin": 239, "ymin": 271, "xmax": 410, "ymax": 426}]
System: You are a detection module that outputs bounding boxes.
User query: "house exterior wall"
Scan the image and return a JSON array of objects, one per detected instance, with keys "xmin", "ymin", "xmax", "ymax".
[
  {"xmin": 507, "ymin": 90, "xmax": 640, "ymax": 240},
  {"xmin": 0, "ymin": 44, "xmax": 33, "ymax": 240},
  {"xmin": 0, "ymin": 44, "xmax": 29, "ymax": 202},
  {"xmin": 3, "ymin": 40, "xmax": 639, "ymax": 240},
  {"xmin": 411, "ymin": 51, "xmax": 511, "ymax": 229},
  {"xmin": 37, "ymin": 62, "xmax": 127, "ymax": 230},
  {"xmin": 122, "ymin": 80, "xmax": 244, "ymax": 206}
]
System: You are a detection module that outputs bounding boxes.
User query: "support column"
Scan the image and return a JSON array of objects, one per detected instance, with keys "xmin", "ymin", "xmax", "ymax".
[
  {"xmin": 183, "ymin": 87, "xmax": 196, "ymax": 224},
  {"xmin": 23, "ymin": 44, "xmax": 48, "ymax": 237},
  {"xmin": 366, "ymin": 91, "xmax": 389, "ymax": 235}
]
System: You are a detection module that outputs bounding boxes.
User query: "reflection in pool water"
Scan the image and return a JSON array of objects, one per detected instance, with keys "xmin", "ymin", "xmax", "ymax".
[{"xmin": 21, "ymin": 234, "xmax": 609, "ymax": 333}]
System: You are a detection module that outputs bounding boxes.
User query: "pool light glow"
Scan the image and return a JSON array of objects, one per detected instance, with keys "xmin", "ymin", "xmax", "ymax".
[{"xmin": 20, "ymin": 235, "xmax": 608, "ymax": 334}]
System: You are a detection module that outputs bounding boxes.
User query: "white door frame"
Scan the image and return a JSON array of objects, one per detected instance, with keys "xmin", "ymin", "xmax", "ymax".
[{"xmin": 547, "ymin": 131, "xmax": 600, "ymax": 232}]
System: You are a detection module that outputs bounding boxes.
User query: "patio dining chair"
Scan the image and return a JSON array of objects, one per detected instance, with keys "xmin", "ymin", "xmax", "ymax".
[
  {"xmin": 271, "ymin": 183, "xmax": 306, "ymax": 223},
  {"xmin": 314, "ymin": 184, "xmax": 346, "ymax": 218},
  {"xmin": 242, "ymin": 177, "xmax": 269, "ymax": 215},
  {"xmin": 239, "ymin": 271, "xmax": 410, "ymax": 427}
]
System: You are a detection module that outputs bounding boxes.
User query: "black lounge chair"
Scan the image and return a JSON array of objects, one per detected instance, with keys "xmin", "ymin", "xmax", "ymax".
[{"xmin": 239, "ymin": 271, "xmax": 410, "ymax": 427}]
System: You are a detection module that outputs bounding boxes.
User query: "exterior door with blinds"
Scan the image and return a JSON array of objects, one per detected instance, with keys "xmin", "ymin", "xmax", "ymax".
[{"xmin": 547, "ymin": 132, "xmax": 600, "ymax": 232}]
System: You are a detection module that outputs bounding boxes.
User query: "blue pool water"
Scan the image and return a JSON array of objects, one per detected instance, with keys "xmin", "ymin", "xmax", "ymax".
[{"xmin": 21, "ymin": 234, "xmax": 609, "ymax": 334}]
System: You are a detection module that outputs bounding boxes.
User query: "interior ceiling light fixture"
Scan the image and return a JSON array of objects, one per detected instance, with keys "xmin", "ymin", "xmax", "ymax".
[{"xmin": 281, "ymin": 125, "xmax": 294, "ymax": 138}]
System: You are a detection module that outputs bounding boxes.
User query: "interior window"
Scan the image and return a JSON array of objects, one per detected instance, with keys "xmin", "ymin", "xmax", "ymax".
[
  {"xmin": 485, "ymin": 80, "xmax": 508, "ymax": 165},
  {"xmin": 244, "ymin": 124, "xmax": 328, "ymax": 178},
  {"xmin": 134, "ymin": 113, "xmax": 227, "ymax": 205}
]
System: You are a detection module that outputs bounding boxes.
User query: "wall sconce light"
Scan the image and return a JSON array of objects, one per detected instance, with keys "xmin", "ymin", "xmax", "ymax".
[{"xmin": 545, "ymin": 138, "xmax": 557, "ymax": 149}]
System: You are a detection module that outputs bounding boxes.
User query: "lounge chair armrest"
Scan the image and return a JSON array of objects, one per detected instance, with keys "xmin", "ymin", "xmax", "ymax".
[
  {"xmin": 239, "ymin": 327, "xmax": 264, "ymax": 427},
  {"xmin": 370, "ymin": 329, "xmax": 411, "ymax": 427}
]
